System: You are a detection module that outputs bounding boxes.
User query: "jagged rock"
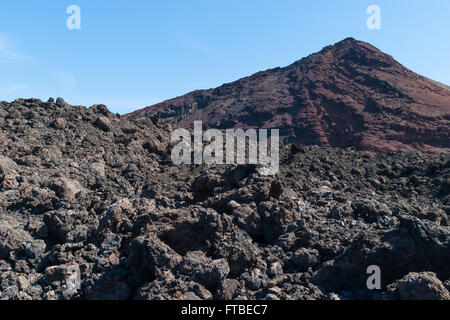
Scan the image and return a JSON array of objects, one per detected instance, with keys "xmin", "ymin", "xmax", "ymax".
[
  {"xmin": 49, "ymin": 176, "xmax": 88, "ymax": 200},
  {"xmin": 215, "ymin": 279, "xmax": 240, "ymax": 300},
  {"xmin": 241, "ymin": 268, "xmax": 268, "ymax": 291},
  {"xmin": 192, "ymin": 173, "xmax": 221, "ymax": 195},
  {"xmin": 268, "ymin": 262, "xmax": 284, "ymax": 277},
  {"xmin": 352, "ymin": 199, "xmax": 392, "ymax": 223},
  {"xmin": 94, "ymin": 116, "xmax": 112, "ymax": 132},
  {"xmin": 50, "ymin": 118, "xmax": 67, "ymax": 130},
  {"xmin": 231, "ymin": 205, "xmax": 262, "ymax": 238},
  {"xmin": 97, "ymin": 198, "xmax": 135, "ymax": 235},
  {"xmin": 23, "ymin": 239, "xmax": 46, "ymax": 260},
  {"xmin": 44, "ymin": 264, "xmax": 81, "ymax": 290},
  {"xmin": 217, "ymin": 237, "xmax": 265, "ymax": 277},
  {"xmin": 287, "ymin": 283, "xmax": 323, "ymax": 300},
  {"xmin": 157, "ymin": 207, "xmax": 224, "ymax": 255},
  {"xmin": 143, "ymin": 139, "xmax": 167, "ymax": 156},
  {"xmin": 311, "ymin": 217, "xmax": 450, "ymax": 297},
  {"xmin": 2, "ymin": 174, "xmax": 19, "ymax": 189},
  {"xmin": 178, "ymin": 251, "xmax": 229, "ymax": 288},
  {"xmin": 0, "ymin": 216, "xmax": 34, "ymax": 260},
  {"xmin": 390, "ymin": 272, "xmax": 450, "ymax": 300},
  {"xmin": 292, "ymin": 248, "xmax": 320, "ymax": 271},
  {"xmin": 128, "ymin": 234, "xmax": 182, "ymax": 282},
  {"xmin": 90, "ymin": 162, "xmax": 105, "ymax": 177},
  {"xmin": 55, "ymin": 97, "xmax": 67, "ymax": 108},
  {"xmin": 43, "ymin": 210, "xmax": 91, "ymax": 243},
  {"xmin": 0, "ymin": 156, "xmax": 18, "ymax": 174},
  {"xmin": 135, "ymin": 272, "xmax": 212, "ymax": 300},
  {"xmin": 258, "ymin": 201, "xmax": 300, "ymax": 243}
]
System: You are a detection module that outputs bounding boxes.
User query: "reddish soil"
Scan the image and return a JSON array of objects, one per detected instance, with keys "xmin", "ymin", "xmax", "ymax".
[{"xmin": 125, "ymin": 38, "xmax": 450, "ymax": 153}]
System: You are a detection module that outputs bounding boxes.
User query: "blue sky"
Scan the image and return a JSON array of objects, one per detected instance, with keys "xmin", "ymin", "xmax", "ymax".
[{"xmin": 0, "ymin": 0, "xmax": 449, "ymax": 114}]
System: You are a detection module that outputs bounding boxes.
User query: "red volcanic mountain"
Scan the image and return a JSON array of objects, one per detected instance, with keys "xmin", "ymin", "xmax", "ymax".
[{"xmin": 125, "ymin": 38, "xmax": 450, "ymax": 153}]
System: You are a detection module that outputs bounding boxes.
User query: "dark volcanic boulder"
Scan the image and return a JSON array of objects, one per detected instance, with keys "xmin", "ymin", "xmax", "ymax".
[
  {"xmin": 178, "ymin": 251, "xmax": 230, "ymax": 288},
  {"xmin": 128, "ymin": 234, "xmax": 182, "ymax": 282},
  {"xmin": 389, "ymin": 272, "xmax": 450, "ymax": 300}
]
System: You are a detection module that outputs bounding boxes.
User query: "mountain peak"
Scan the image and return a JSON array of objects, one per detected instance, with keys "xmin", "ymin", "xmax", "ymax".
[
  {"xmin": 335, "ymin": 36, "xmax": 359, "ymax": 45},
  {"xmin": 321, "ymin": 37, "xmax": 371, "ymax": 51},
  {"xmin": 126, "ymin": 38, "xmax": 450, "ymax": 153},
  {"xmin": 319, "ymin": 38, "xmax": 391, "ymax": 65}
]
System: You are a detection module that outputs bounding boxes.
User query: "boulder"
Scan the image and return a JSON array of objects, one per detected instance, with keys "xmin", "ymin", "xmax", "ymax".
[
  {"xmin": 0, "ymin": 156, "xmax": 18, "ymax": 174},
  {"xmin": 393, "ymin": 272, "xmax": 450, "ymax": 300},
  {"xmin": 178, "ymin": 251, "xmax": 230, "ymax": 287},
  {"xmin": 94, "ymin": 116, "xmax": 112, "ymax": 132}
]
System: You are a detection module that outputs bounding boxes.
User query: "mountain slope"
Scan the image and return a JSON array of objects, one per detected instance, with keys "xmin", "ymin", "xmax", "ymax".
[
  {"xmin": 1, "ymin": 98, "xmax": 449, "ymax": 300},
  {"xmin": 125, "ymin": 38, "xmax": 450, "ymax": 153}
]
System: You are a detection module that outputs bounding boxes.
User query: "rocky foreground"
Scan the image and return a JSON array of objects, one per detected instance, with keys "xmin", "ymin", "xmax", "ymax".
[{"xmin": 0, "ymin": 98, "xmax": 449, "ymax": 300}]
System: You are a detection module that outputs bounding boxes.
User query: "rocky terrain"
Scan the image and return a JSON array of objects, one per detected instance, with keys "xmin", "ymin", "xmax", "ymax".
[
  {"xmin": 0, "ymin": 98, "xmax": 449, "ymax": 300},
  {"xmin": 126, "ymin": 38, "xmax": 450, "ymax": 154}
]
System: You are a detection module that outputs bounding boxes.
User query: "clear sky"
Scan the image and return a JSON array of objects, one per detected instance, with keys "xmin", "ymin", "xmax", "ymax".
[{"xmin": 1, "ymin": 0, "xmax": 449, "ymax": 114}]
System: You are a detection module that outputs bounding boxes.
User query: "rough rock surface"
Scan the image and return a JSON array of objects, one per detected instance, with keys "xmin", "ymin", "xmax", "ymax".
[
  {"xmin": 126, "ymin": 38, "xmax": 450, "ymax": 153},
  {"xmin": 0, "ymin": 98, "xmax": 449, "ymax": 300},
  {"xmin": 388, "ymin": 272, "xmax": 450, "ymax": 300}
]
